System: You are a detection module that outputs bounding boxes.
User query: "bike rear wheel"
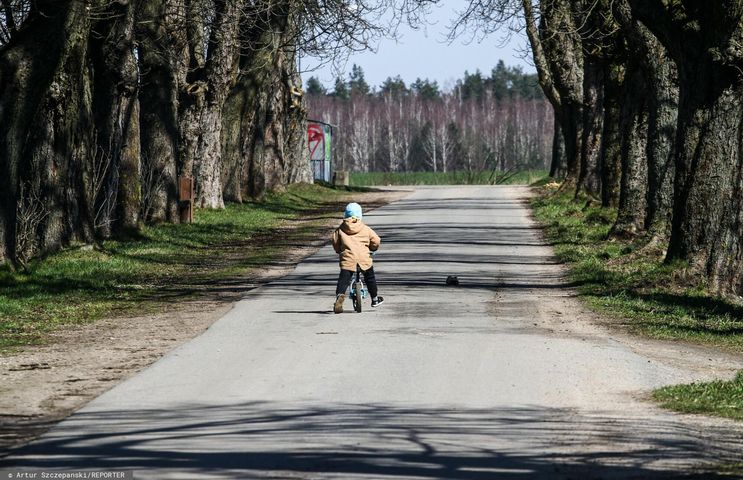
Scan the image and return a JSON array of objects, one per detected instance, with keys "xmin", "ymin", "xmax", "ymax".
[{"xmin": 352, "ymin": 282, "xmax": 363, "ymax": 313}]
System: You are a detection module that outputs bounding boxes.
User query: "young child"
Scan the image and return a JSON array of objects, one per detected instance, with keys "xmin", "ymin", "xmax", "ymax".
[{"xmin": 332, "ymin": 202, "xmax": 383, "ymax": 313}]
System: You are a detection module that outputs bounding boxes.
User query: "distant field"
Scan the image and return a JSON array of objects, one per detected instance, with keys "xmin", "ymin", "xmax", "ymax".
[{"xmin": 349, "ymin": 170, "xmax": 549, "ymax": 186}]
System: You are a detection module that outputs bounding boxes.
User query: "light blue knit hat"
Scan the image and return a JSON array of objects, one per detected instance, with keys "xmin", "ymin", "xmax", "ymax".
[{"xmin": 344, "ymin": 202, "xmax": 363, "ymax": 219}]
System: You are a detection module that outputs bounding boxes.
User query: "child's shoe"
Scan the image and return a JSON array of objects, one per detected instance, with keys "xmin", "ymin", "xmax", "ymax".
[
  {"xmin": 371, "ymin": 296, "xmax": 384, "ymax": 307},
  {"xmin": 333, "ymin": 294, "xmax": 345, "ymax": 314}
]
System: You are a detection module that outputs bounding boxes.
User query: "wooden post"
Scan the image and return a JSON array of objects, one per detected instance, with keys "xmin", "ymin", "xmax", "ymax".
[{"xmin": 178, "ymin": 176, "xmax": 194, "ymax": 223}]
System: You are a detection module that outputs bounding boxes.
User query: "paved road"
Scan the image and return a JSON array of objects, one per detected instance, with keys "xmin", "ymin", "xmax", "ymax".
[{"xmin": 4, "ymin": 186, "xmax": 743, "ymax": 479}]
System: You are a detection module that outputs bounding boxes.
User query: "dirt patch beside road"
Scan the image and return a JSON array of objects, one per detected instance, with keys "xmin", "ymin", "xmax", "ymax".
[{"xmin": 0, "ymin": 189, "xmax": 410, "ymax": 456}]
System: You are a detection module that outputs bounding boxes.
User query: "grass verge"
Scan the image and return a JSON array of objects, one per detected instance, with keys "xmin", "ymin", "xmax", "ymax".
[
  {"xmin": 531, "ymin": 186, "xmax": 743, "ymax": 422},
  {"xmin": 653, "ymin": 371, "xmax": 743, "ymax": 420},
  {"xmin": 0, "ymin": 183, "xmax": 359, "ymax": 351},
  {"xmin": 350, "ymin": 170, "xmax": 548, "ymax": 186}
]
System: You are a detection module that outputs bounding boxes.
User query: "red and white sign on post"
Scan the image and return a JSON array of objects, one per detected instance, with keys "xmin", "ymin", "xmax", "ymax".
[{"xmin": 307, "ymin": 120, "xmax": 333, "ymax": 182}]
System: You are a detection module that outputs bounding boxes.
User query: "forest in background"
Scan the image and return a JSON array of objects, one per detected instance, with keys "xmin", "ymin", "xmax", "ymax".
[{"xmin": 305, "ymin": 62, "xmax": 553, "ymax": 174}]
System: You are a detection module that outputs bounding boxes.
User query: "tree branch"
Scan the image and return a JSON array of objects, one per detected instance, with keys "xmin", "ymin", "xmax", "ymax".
[{"xmin": 522, "ymin": 0, "xmax": 561, "ymax": 107}]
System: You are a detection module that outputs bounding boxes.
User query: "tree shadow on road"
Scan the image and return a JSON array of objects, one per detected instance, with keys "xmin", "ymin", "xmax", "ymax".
[{"xmin": 2, "ymin": 402, "xmax": 739, "ymax": 479}]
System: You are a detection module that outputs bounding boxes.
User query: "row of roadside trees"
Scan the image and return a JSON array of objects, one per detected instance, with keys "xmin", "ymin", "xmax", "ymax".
[
  {"xmin": 450, "ymin": 0, "xmax": 743, "ymax": 297},
  {"xmin": 306, "ymin": 63, "xmax": 553, "ymax": 174},
  {"xmin": 0, "ymin": 0, "xmax": 422, "ymax": 268},
  {"xmin": 6, "ymin": 0, "xmax": 743, "ymax": 298}
]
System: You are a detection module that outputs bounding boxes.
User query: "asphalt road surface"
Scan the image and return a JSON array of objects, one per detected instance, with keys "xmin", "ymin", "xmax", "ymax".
[{"xmin": 4, "ymin": 186, "xmax": 743, "ymax": 479}]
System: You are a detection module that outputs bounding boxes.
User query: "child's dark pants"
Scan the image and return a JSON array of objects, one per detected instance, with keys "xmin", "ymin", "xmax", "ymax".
[{"xmin": 336, "ymin": 266, "xmax": 378, "ymax": 298}]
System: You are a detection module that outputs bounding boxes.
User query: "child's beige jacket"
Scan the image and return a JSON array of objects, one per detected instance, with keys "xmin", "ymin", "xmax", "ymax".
[{"xmin": 332, "ymin": 218, "xmax": 380, "ymax": 271}]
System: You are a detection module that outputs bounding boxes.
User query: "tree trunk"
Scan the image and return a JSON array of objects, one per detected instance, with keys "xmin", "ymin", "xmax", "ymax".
[
  {"xmin": 574, "ymin": 0, "xmax": 621, "ymax": 199},
  {"xmin": 285, "ymin": 72, "xmax": 312, "ymax": 185},
  {"xmin": 643, "ymin": 36, "xmax": 677, "ymax": 236},
  {"xmin": 668, "ymin": 69, "xmax": 743, "ymax": 293},
  {"xmin": 221, "ymin": 82, "xmax": 253, "ymax": 203},
  {"xmin": 0, "ymin": 0, "xmax": 95, "ymax": 266},
  {"xmin": 557, "ymin": 101, "xmax": 583, "ymax": 186},
  {"xmin": 251, "ymin": 47, "xmax": 300, "ymax": 195},
  {"xmin": 135, "ymin": 0, "xmax": 183, "ymax": 223},
  {"xmin": 611, "ymin": 51, "xmax": 649, "ymax": 237},
  {"xmin": 523, "ymin": 0, "xmax": 584, "ymax": 187},
  {"xmin": 629, "ymin": 0, "xmax": 743, "ymax": 295},
  {"xmin": 611, "ymin": 1, "xmax": 677, "ymax": 238},
  {"xmin": 549, "ymin": 116, "xmax": 566, "ymax": 178},
  {"xmin": 179, "ymin": 0, "xmax": 243, "ymax": 209},
  {"xmin": 577, "ymin": 60, "xmax": 604, "ymax": 197},
  {"xmin": 245, "ymin": 7, "xmax": 309, "ymax": 197},
  {"xmin": 600, "ymin": 63, "xmax": 623, "ymax": 207},
  {"xmin": 231, "ymin": 6, "xmax": 287, "ymax": 199},
  {"xmin": 90, "ymin": 0, "xmax": 140, "ymax": 236},
  {"xmin": 221, "ymin": 9, "xmax": 262, "ymax": 204}
]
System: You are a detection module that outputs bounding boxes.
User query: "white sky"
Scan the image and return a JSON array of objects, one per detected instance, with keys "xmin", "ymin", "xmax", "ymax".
[{"xmin": 299, "ymin": 1, "xmax": 535, "ymax": 92}]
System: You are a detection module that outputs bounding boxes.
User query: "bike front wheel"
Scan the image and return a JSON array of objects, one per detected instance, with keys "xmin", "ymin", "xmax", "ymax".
[{"xmin": 352, "ymin": 282, "xmax": 363, "ymax": 313}]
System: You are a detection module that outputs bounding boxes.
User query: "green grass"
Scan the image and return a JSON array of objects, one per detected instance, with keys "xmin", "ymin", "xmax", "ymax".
[
  {"xmin": 0, "ymin": 183, "xmax": 353, "ymax": 350},
  {"xmin": 653, "ymin": 371, "xmax": 743, "ymax": 420},
  {"xmin": 531, "ymin": 191, "xmax": 743, "ymax": 350},
  {"xmin": 350, "ymin": 170, "xmax": 548, "ymax": 186},
  {"xmin": 531, "ymin": 188, "xmax": 743, "ymax": 422}
]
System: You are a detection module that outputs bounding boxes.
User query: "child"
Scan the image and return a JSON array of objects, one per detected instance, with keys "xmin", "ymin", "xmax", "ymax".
[{"xmin": 332, "ymin": 202, "xmax": 383, "ymax": 313}]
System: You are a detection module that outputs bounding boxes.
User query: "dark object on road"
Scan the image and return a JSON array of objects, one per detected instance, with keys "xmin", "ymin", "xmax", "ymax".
[{"xmin": 446, "ymin": 276, "xmax": 459, "ymax": 286}]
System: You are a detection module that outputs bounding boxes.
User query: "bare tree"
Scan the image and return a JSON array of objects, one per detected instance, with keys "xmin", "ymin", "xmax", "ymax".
[{"xmin": 307, "ymin": 68, "xmax": 552, "ymax": 176}]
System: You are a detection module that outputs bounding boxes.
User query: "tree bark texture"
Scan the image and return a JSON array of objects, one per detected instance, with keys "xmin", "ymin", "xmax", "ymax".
[
  {"xmin": 285, "ymin": 71, "xmax": 312, "ymax": 185},
  {"xmin": 221, "ymin": 77, "xmax": 255, "ymax": 203},
  {"xmin": 549, "ymin": 116, "xmax": 566, "ymax": 178},
  {"xmin": 523, "ymin": 0, "xmax": 584, "ymax": 187},
  {"xmin": 600, "ymin": 63, "xmax": 623, "ymax": 207},
  {"xmin": 135, "ymin": 0, "xmax": 184, "ymax": 223},
  {"xmin": 575, "ymin": 0, "xmax": 622, "ymax": 199},
  {"xmin": 643, "ymin": 35, "xmax": 677, "ymax": 235},
  {"xmin": 178, "ymin": 0, "xmax": 243, "ymax": 209},
  {"xmin": 177, "ymin": 0, "xmax": 207, "ymax": 182},
  {"xmin": 0, "ymin": 0, "xmax": 96, "ymax": 266},
  {"xmin": 0, "ymin": 0, "xmax": 317, "ymax": 266},
  {"xmin": 223, "ymin": 3, "xmax": 284, "ymax": 200},
  {"xmin": 671, "ymin": 73, "xmax": 743, "ymax": 293},
  {"xmin": 248, "ymin": 45, "xmax": 306, "ymax": 197},
  {"xmin": 220, "ymin": 5, "xmax": 261, "ymax": 203},
  {"xmin": 542, "ymin": 0, "xmax": 584, "ymax": 186},
  {"xmin": 90, "ymin": 0, "xmax": 141, "ymax": 236},
  {"xmin": 577, "ymin": 60, "xmax": 604, "ymax": 197},
  {"xmin": 245, "ymin": 7, "xmax": 309, "ymax": 197},
  {"xmin": 610, "ymin": 1, "xmax": 677, "ymax": 238},
  {"xmin": 611, "ymin": 48, "xmax": 648, "ymax": 238},
  {"xmin": 630, "ymin": 0, "xmax": 743, "ymax": 295}
]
